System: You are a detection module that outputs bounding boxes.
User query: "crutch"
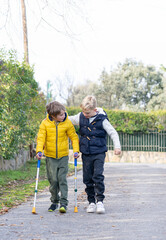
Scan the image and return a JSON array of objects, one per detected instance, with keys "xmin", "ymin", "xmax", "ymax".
[
  {"xmin": 32, "ymin": 152, "xmax": 42, "ymax": 214},
  {"xmin": 74, "ymin": 156, "xmax": 78, "ymax": 213}
]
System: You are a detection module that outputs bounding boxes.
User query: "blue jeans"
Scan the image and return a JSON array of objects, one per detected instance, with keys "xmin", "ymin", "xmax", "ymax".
[{"xmin": 82, "ymin": 153, "xmax": 105, "ymax": 203}]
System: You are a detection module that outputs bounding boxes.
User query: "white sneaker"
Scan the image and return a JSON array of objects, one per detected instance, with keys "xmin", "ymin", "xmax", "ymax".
[
  {"xmin": 86, "ymin": 203, "xmax": 96, "ymax": 213},
  {"xmin": 96, "ymin": 201, "xmax": 105, "ymax": 214}
]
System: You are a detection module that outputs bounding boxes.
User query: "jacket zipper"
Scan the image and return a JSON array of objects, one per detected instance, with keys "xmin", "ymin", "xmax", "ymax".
[{"xmin": 56, "ymin": 123, "xmax": 58, "ymax": 158}]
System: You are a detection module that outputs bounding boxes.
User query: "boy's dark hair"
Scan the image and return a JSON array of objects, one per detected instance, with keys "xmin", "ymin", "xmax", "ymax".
[{"xmin": 46, "ymin": 101, "xmax": 65, "ymax": 117}]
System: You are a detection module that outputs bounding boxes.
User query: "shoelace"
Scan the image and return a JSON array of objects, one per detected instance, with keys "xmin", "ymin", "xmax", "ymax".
[
  {"xmin": 89, "ymin": 204, "xmax": 95, "ymax": 208},
  {"xmin": 97, "ymin": 202, "xmax": 103, "ymax": 207}
]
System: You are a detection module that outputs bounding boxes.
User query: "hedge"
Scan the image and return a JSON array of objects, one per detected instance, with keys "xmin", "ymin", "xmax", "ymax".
[{"xmin": 66, "ymin": 107, "xmax": 166, "ymax": 133}]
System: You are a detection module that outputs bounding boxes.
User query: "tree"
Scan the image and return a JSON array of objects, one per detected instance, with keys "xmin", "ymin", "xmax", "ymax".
[
  {"xmin": 147, "ymin": 66, "xmax": 166, "ymax": 110},
  {"xmin": 53, "ymin": 72, "xmax": 74, "ymax": 106},
  {"xmin": 0, "ymin": 49, "xmax": 46, "ymax": 159},
  {"xmin": 1, "ymin": 0, "xmax": 88, "ymax": 46},
  {"xmin": 97, "ymin": 59, "xmax": 165, "ymax": 111},
  {"xmin": 97, "ymin": 69, "xmax": 126, "ymax": 109},
  {"xmin": 67, "ymin": 80, "xmax": 98, "ymax": 107},
  {"xmin": 121, "ymin": 59, "xmax": 164, "ymax": 110},
  {"xmin": 65, "ymin": 59, "xmax": 165, "ymax": 111}
]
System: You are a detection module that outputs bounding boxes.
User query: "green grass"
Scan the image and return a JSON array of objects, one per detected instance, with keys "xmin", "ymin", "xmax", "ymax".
[
  {"xmin": 0, "ymin": 160, "xmax": 47, "ymax": 187},
  {"xmin": 0, "ymin": 158, "xmax": 81, "ymax": 213}
]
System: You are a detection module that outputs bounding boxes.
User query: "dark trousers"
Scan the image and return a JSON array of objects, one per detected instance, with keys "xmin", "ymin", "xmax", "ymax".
[{"xmin": 82, "ymin": 153, "xmax": 105, "ymax": 203}]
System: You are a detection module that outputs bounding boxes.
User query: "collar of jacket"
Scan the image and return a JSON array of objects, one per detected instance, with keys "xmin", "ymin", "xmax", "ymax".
[{"xmin": 47, "ymin": 112, "xmax": 68, "ymax": 123}]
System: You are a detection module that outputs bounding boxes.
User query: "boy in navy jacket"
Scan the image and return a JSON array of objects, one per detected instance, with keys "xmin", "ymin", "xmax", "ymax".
[{"xmin": 69, "ymin": 96, "xmax": 121, "ymax": 214}]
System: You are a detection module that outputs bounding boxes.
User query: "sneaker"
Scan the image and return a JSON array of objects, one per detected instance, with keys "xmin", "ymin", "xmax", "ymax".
[
  {"xmin": 59, "ymin": 205, "xmax": 67, "ymax": 213},
  {"xmin": 96, "ymin": 201, "xmax": 105, "ymax": 214},
  {"xmin": 48, "ymin": 203, "xmax": 58, "ymax": 212},
  {"xmin": 86, "ymin": 203, "xmax": 96, "ymax": 213}
]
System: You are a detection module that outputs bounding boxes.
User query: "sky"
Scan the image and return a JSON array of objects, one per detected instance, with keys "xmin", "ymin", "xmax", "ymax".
[{"xmin": 0, "ymin": 0, "xmax": 166, "ymax": 96}]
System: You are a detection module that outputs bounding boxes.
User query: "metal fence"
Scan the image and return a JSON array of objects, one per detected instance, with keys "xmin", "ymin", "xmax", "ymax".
[{"xmin": 107, "ymin": 131, "xmax": 166, "ymax": 152}]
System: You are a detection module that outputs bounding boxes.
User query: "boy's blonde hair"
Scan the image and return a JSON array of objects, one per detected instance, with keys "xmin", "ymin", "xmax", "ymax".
[
  {"xmin": 46, "ymin": 101, "xmax": 65, "ymax": 117},
  {"xmin": 80, "ymin": 95, "xmax": 97, "ymax": 111}
]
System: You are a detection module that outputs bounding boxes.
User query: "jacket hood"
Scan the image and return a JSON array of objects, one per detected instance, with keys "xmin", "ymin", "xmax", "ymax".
[{"xmin": 96, "ymin": 107, "xmax": 106, "ymax": 116}]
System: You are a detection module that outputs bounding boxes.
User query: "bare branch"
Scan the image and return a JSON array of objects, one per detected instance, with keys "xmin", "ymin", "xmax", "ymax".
[{"xmin": 0, "ymin": 0, "xmax": 10, "ymax": 30}]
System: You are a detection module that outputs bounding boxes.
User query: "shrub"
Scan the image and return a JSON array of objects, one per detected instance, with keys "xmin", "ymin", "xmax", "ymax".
[
  {"xmin": 0, "ymin": 49, "xmax": 46, "ymax": 159},
  {"xmin": 66, "ymin": 107, "xmax": 166, "ymax": 133}
]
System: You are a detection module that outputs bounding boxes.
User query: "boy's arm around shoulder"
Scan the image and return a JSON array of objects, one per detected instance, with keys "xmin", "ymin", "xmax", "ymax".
[
  {"xmin": 67, "ymin": 120, "xmax": 79, "ymax": 153},
  {"xmin": 68, "ymin": 112, "xmax": 80, "ymax": 126},
  {"xmin": 103, "ymin": 119, "xmax": 121, "ymax": 155}
]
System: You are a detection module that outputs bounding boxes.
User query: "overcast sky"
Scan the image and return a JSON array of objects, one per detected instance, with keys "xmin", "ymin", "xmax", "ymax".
[{"xmin": 0, "ymin": 0, "xmax": 166, "ymax": 94}]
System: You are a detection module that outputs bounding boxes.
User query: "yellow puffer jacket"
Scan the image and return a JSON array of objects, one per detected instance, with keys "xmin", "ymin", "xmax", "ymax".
[{"xmin": 36, "ymin": 113, "xmax": 79, "ymax": 158}]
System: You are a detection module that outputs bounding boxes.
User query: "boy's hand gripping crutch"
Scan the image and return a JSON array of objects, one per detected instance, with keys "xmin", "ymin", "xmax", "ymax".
[
  {"xmin": 32, "ymin": 152, "xmax": 42, "ymax": 214},
  {"xmin": 74, "ymin": 152, "xmax": 78, "ymax": 213}
]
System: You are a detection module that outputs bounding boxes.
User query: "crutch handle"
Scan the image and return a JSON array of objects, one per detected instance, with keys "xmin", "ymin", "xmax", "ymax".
[
  {"xmin": 38, "ymin": 152, "xmax": 42, "ymax": 157},
  {"xmin": 74, "ymin": 152, "xmax": 79, "ymax": 158},
  {"xmin": 36, "ymin": 152, "xmax": 42, "ymax": 159}
]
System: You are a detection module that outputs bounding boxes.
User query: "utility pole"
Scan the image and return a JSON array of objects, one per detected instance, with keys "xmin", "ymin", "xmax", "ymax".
[
  {"xmin": 21, "ymin": 0, "xmax": 29, "ymax": 64},
  {"xmin": 20, "ymin": 0, "xmax": 30, "ymax": 156},
  {"xmin": 47, "ymin": 80, "xmax": 52, "ymax": 104}
]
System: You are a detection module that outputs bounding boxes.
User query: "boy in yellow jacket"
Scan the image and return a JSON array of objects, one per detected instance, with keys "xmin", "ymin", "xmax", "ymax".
[{"xmin": 36, "ymin": 101, "xmax": 79, "ymax": 213}]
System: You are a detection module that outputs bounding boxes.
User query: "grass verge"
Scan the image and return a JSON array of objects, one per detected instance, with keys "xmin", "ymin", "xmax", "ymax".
[{"xmin": 0, "ymin": 158, "xmax": 81, "ymax": 214}]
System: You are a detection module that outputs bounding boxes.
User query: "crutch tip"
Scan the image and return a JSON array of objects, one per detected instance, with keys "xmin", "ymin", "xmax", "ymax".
[
  {"xmin": 32, "ymin": 207, "xmax": 36, "ymax": 214},
  {"xmin": 74, "ymin": 207, "xmax": 78, "ymax": 213}
]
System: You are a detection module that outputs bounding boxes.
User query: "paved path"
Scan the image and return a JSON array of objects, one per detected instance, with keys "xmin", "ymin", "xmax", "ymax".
[{"xmin": 0, "ymin": 163, "xmax": 166, "ymax": 240}]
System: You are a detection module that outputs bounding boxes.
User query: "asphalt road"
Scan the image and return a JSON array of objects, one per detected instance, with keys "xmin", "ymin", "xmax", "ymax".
[{"xmin": 0, "ymin": 163, "xmax": 166, "ymax": 240}]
